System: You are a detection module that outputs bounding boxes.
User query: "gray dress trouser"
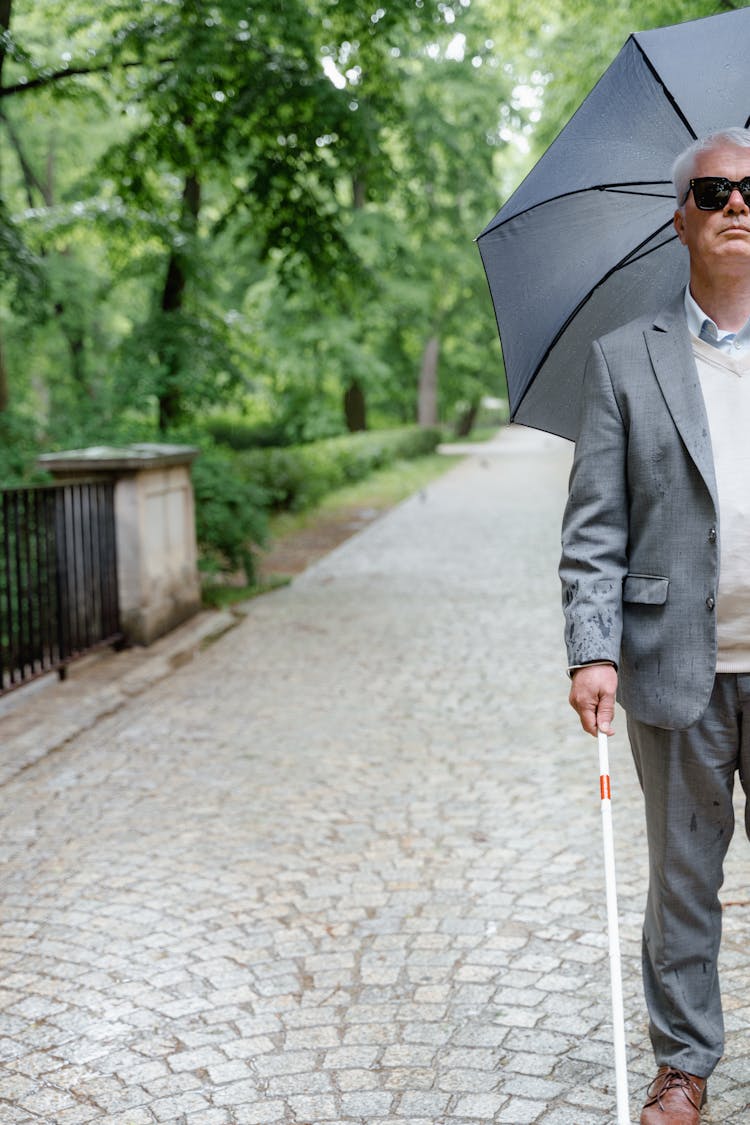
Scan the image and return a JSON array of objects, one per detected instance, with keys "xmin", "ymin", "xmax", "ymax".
[{"xmin": 627, "ymin": 673, "xmax": 750, "ymax": 1079}]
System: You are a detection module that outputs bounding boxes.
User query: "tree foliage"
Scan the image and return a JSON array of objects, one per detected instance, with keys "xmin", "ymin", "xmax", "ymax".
[{"xmin": 0, "ymin": 0, "xmax": 737, "ymax": 453}]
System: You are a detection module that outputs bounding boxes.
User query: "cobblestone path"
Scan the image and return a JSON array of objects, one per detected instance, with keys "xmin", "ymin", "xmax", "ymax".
[{"xmin": 1, "ymin": 428, "xmax": 748, "ymax": 1124}]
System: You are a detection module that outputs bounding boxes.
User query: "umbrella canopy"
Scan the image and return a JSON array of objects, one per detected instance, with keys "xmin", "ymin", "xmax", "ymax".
[{"xmin": 477, "ymin": 7, "xmax": 750, "ymax": 441}]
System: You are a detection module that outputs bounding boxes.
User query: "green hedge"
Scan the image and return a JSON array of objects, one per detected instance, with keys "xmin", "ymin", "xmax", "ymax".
[
  {"xmin": 203, "ymin": 415, "xmax": 292, "ymax": 450},
  {"xmin": 235, "ymin": 426, "xmax": 443, "ymax": 512},
  {"xmin": 191, "ymin": 447, "xmax": 270, "ymax": 581}
]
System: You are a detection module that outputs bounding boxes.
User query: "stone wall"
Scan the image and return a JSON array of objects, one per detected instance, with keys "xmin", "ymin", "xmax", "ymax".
[{"xmin": 39, "ymin": 444, "xmax": 202, "ymax": 646}]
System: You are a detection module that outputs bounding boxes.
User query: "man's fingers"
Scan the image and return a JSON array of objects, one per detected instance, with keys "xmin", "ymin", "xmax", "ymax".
[
  {"xmin": 582, "ymin": 708, "xmax": 600, "ymax": 736},
  {"xmin": 594, "ymin": 690, "xmax": 616, "ymax": 736},
  {"xmin": 569, "ymin": 665, "xmax": 618, "ymax": 737},
  {"xmin": 597, "ymin": 712, "xmax": 615, "ymax": 736}
]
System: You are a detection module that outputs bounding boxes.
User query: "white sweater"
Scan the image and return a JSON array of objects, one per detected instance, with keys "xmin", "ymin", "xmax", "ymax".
[{"xmin": 693, "ymin": 335, "xmax": 750, "ymax": 671}]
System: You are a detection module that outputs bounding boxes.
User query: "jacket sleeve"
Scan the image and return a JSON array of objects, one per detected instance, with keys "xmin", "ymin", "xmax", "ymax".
[{"xmin": 560, "ymin": 338, "xmax": 629, "ymax": 668}]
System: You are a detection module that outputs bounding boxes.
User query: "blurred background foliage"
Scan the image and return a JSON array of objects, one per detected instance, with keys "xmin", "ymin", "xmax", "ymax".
[{"xmin": 0, "ymin": 0, "xmax": 733, "ymax": 572}]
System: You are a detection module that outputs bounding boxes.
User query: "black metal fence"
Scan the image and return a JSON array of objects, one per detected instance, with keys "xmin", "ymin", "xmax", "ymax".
[{"xmin": 0, "ymin": 480, "xmax": 122, "ymax": 694}]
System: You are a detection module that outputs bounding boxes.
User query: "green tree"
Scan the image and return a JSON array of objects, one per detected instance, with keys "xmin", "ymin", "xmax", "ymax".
[{"xmin": 82, "ymin": 0, "xmax": 441, "ymax": 430}]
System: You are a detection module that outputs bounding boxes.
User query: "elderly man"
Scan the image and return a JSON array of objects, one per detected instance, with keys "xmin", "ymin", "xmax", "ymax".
[{"xmin": 560, "ymin": 126, "xmax": 750, "ymax": 1124}]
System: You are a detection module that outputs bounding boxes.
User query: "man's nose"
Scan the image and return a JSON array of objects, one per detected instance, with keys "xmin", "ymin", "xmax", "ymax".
[{"xmin": 726, "ymin": 187, "xmax": 749, "ymax": 213}]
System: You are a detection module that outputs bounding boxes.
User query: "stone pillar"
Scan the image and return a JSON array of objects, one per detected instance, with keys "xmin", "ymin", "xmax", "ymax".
[{"xmin": 38, "ymin": 444, "xmax": 201, "ymax": 646}]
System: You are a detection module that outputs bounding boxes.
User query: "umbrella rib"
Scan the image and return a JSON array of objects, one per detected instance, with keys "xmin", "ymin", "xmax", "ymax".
[
  {"xmin": 614, "ymin": 215, "xmax": 677, "ymax": 266},
  {"xmin": 630, "ymin": 34, "xmax": 697, "ymax": 140},
  {"xmin": 603, "ymin": 187, "xmax": 674, "ymax": 199},
  {"xmin": 481, "ymin": 182, "xmax": 673, "ymax": 235},
  {"xmin": 512, "ymin": 217, "xmax": 678, "ymax": 422},
  {"xmin": 620, "ymin": 230, "xmax": 679, "ymax": 268}
]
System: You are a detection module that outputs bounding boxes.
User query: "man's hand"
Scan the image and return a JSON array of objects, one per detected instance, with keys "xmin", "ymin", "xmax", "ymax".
[{"xmin": 569, "ymin": 664, "xmax": 618, "ymax": 736}]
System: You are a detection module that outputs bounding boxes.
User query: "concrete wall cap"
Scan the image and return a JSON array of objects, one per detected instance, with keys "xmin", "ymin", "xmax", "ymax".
[{"xmin": 38, "ymin": 443, "xmax": 200, "ymax": 473}]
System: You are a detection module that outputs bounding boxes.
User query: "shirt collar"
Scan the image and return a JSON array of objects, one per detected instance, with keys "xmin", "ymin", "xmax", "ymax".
[{"xmin": 684, "ymin": 287, "xmax": 750, "ymax": 353}]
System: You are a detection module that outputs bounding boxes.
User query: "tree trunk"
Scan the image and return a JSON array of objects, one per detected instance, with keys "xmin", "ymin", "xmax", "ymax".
[
  {"xmin": 0, "ymin": 108, "xmax": 48, "ymax": 205},
  {"xmin": 158, "ymin": 171, "xmax": 201, "ymax": 432},
  {"xmin": 418, "ymin": 334, "xmax": 439, "ymax": 427},
  {"xmin": 344, "ymin": 379, "xmax": 367, "ymax": 432},
  {"xmin": 454, "ymin": 398, "xmax": 480, "ymax": 438},
  {"xmin": 0, "ymin": 0, "xmax": 12, "ymax": 412},
  {"xmin": 53, "ymin": 304, "xmax": 87, "ymax": 392},
  {"xmin": 340, "ymin": 171, "xmax": 370, "ymax": 434},
  {"xmin": 352, "ymin": 173, "xmax": 367, "ymax": 210},
  {"xmin": 44, "ymin": 131, "xmax": 91, "ymax": 395},
  {"xmin": 0, "ymin": 1, "xmax": 11, "ymax": 80},
  {"xmin": 0, "ymin": 329, "xmax": 10, "ymax": 413}
]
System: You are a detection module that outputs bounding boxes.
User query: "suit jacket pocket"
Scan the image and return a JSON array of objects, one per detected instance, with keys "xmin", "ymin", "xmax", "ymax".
[{"xmin": 623, "ymin": 574, "xmax": 669, "ymax": 605}]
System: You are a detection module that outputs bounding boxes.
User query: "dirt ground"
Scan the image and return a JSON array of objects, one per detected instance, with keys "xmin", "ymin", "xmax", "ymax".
[{"xmin": 256, "ymin": 503, "xmax": 387, "ymax": 579}]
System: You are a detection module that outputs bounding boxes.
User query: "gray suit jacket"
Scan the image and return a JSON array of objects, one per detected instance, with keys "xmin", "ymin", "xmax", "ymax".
[{"xmin": 560, "ymin": 294, "xmax": 720, "ymax": 729}]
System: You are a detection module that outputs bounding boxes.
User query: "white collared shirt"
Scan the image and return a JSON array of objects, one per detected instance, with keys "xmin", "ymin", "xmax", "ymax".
[{"xmin": 684, "ymin": 287, "xmax": 750, "ymax": 354}]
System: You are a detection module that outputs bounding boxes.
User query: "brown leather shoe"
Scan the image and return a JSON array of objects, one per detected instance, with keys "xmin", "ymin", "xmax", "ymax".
[{"xmin": 640, "ymin": 1066, "xmax": 707, "ymax": 1124}]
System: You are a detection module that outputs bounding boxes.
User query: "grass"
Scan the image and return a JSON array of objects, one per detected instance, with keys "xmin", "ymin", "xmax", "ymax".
[
  {"xmin": 459, "ymin": 424, "xmax": 503, "ymax": 443},
  {"xmin": 266, "ymin": 452, "xmax": 460, "ymax": 541},
  {"xmin": 201, "ymin": 575, "xmax": 291, "ymax": 609}
]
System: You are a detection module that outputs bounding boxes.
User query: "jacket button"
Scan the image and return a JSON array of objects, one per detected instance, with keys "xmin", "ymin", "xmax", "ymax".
[
  {"xmin": 706, "ymin": 596, "xmax": 715, "ymax": 610},
  {"xmin": 708, "ymin": 527, "xmax": 717, "ymax": 542}
]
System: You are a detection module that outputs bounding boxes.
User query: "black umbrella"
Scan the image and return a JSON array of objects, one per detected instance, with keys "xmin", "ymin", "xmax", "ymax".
[{"xmin": 477, "ymin": 7, "xmax": 750, "ymax": 441}]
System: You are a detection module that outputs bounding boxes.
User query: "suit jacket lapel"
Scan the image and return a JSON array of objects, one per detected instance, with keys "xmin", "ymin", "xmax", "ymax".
[{"xmin": 644, "ymin": 296, "xmax": 718, "ymax": 509}]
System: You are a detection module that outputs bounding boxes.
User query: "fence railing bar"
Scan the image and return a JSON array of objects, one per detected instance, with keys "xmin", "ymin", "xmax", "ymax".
[
  {"xmin": 0, "ymin": 479, "xmax": 122, "ymax": 694},
  {"xmin": 40, "ymin": 489, "xmax": 56, "ymax": 670},
  {"xmin": 2, "ymin": 492, "xmax": 14, "ymax": 690},
  {"xmin": 13, "ymin": 491, "xmax": 25, "ymax": 685}
]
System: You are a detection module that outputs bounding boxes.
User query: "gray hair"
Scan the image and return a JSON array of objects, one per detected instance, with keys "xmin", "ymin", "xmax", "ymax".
[{"xmin": 672, "ymin": 127, "xmax": 750, "ymax": 208}]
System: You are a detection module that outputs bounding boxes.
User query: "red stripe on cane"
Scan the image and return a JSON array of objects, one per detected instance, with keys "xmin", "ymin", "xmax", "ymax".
[{"xmin": 600, "ymin": 775, "xmax": 611, "ymax": 800}]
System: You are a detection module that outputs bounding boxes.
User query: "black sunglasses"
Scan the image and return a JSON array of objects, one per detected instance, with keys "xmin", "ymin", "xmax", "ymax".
[{"xmin": 683, "ymin": 176, "xmax": 750, "ymax": 210}]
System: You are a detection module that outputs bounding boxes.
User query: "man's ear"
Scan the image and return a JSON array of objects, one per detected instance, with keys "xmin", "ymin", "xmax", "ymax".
[{"xmin": 674, "ymin": 208, "xmax": 687, "ymax": 245}]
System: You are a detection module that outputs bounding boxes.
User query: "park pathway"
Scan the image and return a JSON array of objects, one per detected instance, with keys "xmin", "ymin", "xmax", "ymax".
[{"xmin": 1, "ymin": 427, "xmax": 749, "ymax": 1124}]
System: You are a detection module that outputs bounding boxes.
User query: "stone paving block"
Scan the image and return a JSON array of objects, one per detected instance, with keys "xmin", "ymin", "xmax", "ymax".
[
  {"xmin": 401, "ymin": 1022, "xmax": 454, "ymax": 1046},
  {"xmin": 252, "ymin": 1049, "xmax": 316, "ymax": 1077},
  {"xmin": 0, "ymin": 1111, "xmax": 37, "ymax": 1125},
  {"xmin": 167, "ymin": 1044, "xmax": 226, "ymax": 1072},
  {"xmin": 335, "ymin": 1067, "xmax": 380, "ymax": 1092},
  {"xmin": 396, "ymin": 1091, "xmax": 451, "ymax": 1116},
  {"xmin": 342, "ymin": 1023, "xmax": 395, "ymax": 1047},
  {"xmin": 0, "ymin": 1074, "xmax": 36, "ymax": 1101},
  {"xmin": 496, "ymin": 1095, "xmax": 548, "ymax": 1123},
  {"xmin": 439, "ymin": 1046, "xmax": 500, "ymax": 1069},
  {"xmin": 285, "ymin": 1025, "xmax": 340, "ymax": 1049},
  {"xmin": 287, "ymin": 1094, "xmax": 340, "ymax": 1119},
  {"xmin": 538, "ymin": 1106, "xmax": 604, "ymax": 1124},
  {"xmin": 504, "ymin": 1074, "xmax": 566, "ymax": 1101},
  {"xmin": 142, "ymin": 1072, "xmax": 204, "ymax": 1098},
  {"xmin": 383, "ymin": 1067, "xmax": 436, "ymax": 1091},
  {"xmin": 381, "ymin": 1119, "xmax": 432, "ymax": 1125},
  {"xmin": 438, "ymin": 1067, "xmax": 500, "ymax": 1093},
  {"xmin": 206, "ymin": 1059, "xmax": 250, "ymax": 1085},
  {"xmin": 232, "ymin": 1013, "xmax": 283, "ymax": 1035},
  {"xmin": 16, "ymin": 1087, "xmax": 81, "ymax": 1117},
  {"xmin": 207, "ymin": 1077, "xmax": 262, "ymax": 1108},
  {"xmin": 233, "ymin": 1103, "xmax": 285, "ymax": 1125},
  {"xmin": 221, "ymin": 1035, "xmax": 276, "ymax": 1059},
  {"xmin": 184, "ymin": 1112, "xmax": 232, "ymax": 1124},
  {"xmin": 150, "ymin": 1089, "xmax": 213, "ymax": 1120},
  {"xmin": 340, "ymin": 1091, "xmax": 395, "ymax": 1116},
  {"xmin": 381, "ymin": 1044, "xmax": 435, "ymax": 1068},
  {"xmin": 266, "ymin": 1070, "xmax": 333, "ymax": 1096},
  {"xmin": 55, "ymin": 1108, "xmax": 103, "ymax": 1125},
  {"xmin": 492, "ymin": 1006, "xmax": 540, "ymax": 1029},
  {"xmin": 451, "ymin": 1092, "xmax": 507, "ymax": 1117}
]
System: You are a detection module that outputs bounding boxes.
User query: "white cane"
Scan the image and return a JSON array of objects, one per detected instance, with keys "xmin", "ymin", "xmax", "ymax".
[{"xmin": 598, "ymin": 728, "xmax": 631, "ymax": 1124}]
